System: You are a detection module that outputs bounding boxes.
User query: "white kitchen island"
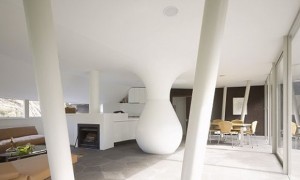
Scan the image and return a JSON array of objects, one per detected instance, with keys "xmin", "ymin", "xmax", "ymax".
[
  {"xmin": 114, "ymin": 115, "xmax": 139, "ymax": 143},
  {"xmin": 66, "ymin": 113, "xmax": 139, "ymax": 150}
]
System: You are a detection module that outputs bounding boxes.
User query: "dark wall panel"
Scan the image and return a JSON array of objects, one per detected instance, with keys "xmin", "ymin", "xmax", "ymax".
[
  {"xmin": 170, "ymin": 89, "xmax": 193, "ymax": 119},
  {"xmin": 211, "ymin": 88, "xmax": 223, "ymax": 120},
  {"xmin": 225, "ymin": 87, "xmax": 245, "ymax": 120},
  {"xmin": 224, "ymin": 86, "xmax": 265, "ymax": 135},
  {"xmin": 171, "ymin": 86, "xmax": 265, "ymax": 135}
]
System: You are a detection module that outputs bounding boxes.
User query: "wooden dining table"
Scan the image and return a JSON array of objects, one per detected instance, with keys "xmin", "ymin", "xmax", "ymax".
[{"xmin": 210, "ymin": 122, "xmax": 251, "ymax": 146}]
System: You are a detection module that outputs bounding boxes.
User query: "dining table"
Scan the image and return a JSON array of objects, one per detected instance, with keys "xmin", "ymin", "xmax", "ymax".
[{"xmin": 210, "ymin": 122, "xmax": 251, "ymax": 146}]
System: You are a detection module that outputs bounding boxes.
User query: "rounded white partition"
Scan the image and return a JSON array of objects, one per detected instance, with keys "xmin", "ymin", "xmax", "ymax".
[{"xmin": 136, "ymin": 99, "xmax": 183, "ymax": 154}]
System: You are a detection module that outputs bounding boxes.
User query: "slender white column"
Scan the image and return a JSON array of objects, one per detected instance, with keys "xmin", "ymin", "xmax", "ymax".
[
  {"xmin": 283, "ymin": 36, "xmax": 292, "ymax": 175},
  {"xmin": 24, "ymin": 99, "xmax": 29, "ymax": 118},
  {"xmin": 23, "ymin": 1, "xmax": 74, "ymax": 179},
  {"xmin": 221, "ymin": 86, "xmax": 227, "ymax": 120},
  {"xmin": 267, "ymin": 77, "xmax": 272, "ymax": 144},
  {"xmin": 264, "ymin": 83, "xmax": 268, "ymax": 139},
  {"xmin": 241, "ymin": 81, "xmax": 251, "ymax": 121},
  {"xmin": 283, "ymin": 37, "xmax": 288, "ymax": 174},
  {"xmin": 89, "ymin": 70, "xmax": 100, "ymax": 114},
  {"xmin": 271, "ymin": 63, "xmax": 277, "ymax": 154},
  {"xmin": 181, "ymin": 1, "xmax": 228, "ymax": 179}
]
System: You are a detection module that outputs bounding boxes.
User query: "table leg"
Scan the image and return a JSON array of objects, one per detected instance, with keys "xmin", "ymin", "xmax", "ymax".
[{"xmin": 239, "ymin": 128, "xmax": 245, "ymax": 146}]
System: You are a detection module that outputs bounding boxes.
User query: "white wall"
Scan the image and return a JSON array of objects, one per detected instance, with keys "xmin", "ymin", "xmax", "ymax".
[
  {"xmin": 0, "ymin": 117, "xmax": 44, "ymax": 134},
  {"xmin": 120, "ymin": 103, "xmax": 144, "ymax": 116},
  {"xmin": 173, "ymin": 97, "xmax": 187, "ymax": 135},
  {"xmin": 102, "ymin": 103, "xmax": 121, "ymax": 113},
  {"xmin": 103, "ymin": 103, "xmax": 144, "ymax": 117}
]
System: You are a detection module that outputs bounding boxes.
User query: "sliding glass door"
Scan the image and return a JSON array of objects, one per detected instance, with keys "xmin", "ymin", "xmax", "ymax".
[{"xmin": 291, "ymin": 25, "xmax": 300, "ymax": 179}]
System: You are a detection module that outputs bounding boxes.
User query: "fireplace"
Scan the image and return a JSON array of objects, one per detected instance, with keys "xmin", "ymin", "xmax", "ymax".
[{"xmin": 77, "ymin": 124, "xmax": 100, "ymax": 149}]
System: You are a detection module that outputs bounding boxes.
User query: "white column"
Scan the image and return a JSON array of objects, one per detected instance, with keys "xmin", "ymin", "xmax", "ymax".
[
  {"xmin": 181, "ymin": 1, "xmax": 228, "ymax": 179},
  {"xmin": 241, "ymin": 80, "xmax": 251, "ymax": 121},
  {"xmin": 264, "ymin": 82, "xmax": 268, "ymax": 139},
  {"xmin": 271, "ymin": 63, "xmax": 277, "ymax": 154},
  {"xmin": 23, "ymin": 1, "xmax": 74, "ymax": 180},
  {"xmin": 221, "ymin": 86, "xmax": 227, "ymax": 120},
  {"xmin": 267, "ymin": 77, "xmax": 272, "ymax": 144},
  {"xmin": 283, "ymin": 36, "xmax": 292, "ymax": 175},
  {"xmin": 89, "ymin": 70, "xmax": 100, "ymax": 114},
  {"xmin": 24, "ymin": 99, "xmax": 29, "ymax": 118}
]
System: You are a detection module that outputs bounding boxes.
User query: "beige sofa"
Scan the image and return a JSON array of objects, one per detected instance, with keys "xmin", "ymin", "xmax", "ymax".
[
  {"xmin": 0, "ymin": 126, "xmax": 45, "ymax": 154},
  {"xmin": 0, "ymin": 154, "xmax": 78, "ymax": 180}
]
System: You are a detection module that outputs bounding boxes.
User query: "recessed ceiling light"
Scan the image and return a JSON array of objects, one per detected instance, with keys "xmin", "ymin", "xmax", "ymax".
[{"xmin": 163, "ymin": 6, "xmax": 179, "ymax": 17}]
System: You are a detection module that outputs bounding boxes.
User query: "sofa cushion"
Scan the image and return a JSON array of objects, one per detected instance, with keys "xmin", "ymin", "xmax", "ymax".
[
  {"xmin": 0, "ymin": 126, "xmax": 38, "ymax": 141},
  {"xmin": 0, "ymin": 162, "xmax": 20, "ymax": 180},
  {"xmin": 14, "ymin": 135, "xmax": 45, "ymax": 146}
]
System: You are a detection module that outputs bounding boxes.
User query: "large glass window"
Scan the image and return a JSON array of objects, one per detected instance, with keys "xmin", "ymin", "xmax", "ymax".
[
  {"xmin": 291, "ymin": 26, "xmax": 300, "ymax": 179},
  {"xmin": 29, "ymin": 101, "xmax": 41, "ymax": 117},
  {"xmin": 0, "ymin": 98, "xmax": 24, "ymax": 118}
]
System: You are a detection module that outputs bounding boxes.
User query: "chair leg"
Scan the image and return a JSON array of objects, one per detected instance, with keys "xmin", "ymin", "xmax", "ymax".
[
  {"xmin": 248, "ymin": 134, "xmax": 251, "ymax": 146},
  {"xmin": 218, "ymin": 134, "xmax": 221, "ymax": 144},
  {"xmin": 292, "ymin": 137, "xmax": 295, "ymax": 149},
  {"xmin": 231, "ymin": 134, "xmax": 233, "ymax": 148},
  {"xmin": 253, "ymin": 134, "xmax": 258, "ymax": 147}
]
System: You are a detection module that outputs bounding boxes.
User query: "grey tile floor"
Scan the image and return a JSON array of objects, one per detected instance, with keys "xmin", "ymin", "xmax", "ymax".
[
  {"xmin": 72, "ymin": 142, "xmax": 181, "ymax": 180},
  {"xmin": 69, "ymin": 136, "xmax": 300, "ymax": 180}
]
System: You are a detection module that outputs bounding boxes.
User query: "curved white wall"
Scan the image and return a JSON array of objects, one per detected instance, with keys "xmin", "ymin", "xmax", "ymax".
[
  {"xmin": 135, "ymin": 71, "xmax": 183, "ymax": 154},
  {"xmin": 136, "ymin": 99, "xmax": 182, "ymax": 154}
]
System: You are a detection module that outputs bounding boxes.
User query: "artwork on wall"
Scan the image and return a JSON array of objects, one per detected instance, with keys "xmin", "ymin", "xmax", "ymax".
[{"xmin": 233, "ymin": 97, "xmax": 247, "ymax": 115}]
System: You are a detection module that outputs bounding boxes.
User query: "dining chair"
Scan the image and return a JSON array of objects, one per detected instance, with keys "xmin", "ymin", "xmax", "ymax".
[
  {"xmin": 291, "ymin": 122, "xmax": 300, "ymax": 149},
  {"xmin": 231, "ymin": 119, "xmax": 243, "ymax": 124},
  {"xmin": 244, "ymin": 121, "xmax": 258, "ymax": 148},
  {"xmin": 209, "ymin": 119, "xmax": 223, "ymax": 143},
  {"xmin": 231, "ymin": 119, "xmax": 243, "ymax": 132},
  {"xmin": 217, "ymin": 121, "xmax": 238, "ymax": 147}
]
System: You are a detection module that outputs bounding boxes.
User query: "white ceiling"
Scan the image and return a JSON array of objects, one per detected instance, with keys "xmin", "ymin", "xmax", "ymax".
[{"xmin": 0, "ymin": 0, "xmax": 300, "ymax": 103}]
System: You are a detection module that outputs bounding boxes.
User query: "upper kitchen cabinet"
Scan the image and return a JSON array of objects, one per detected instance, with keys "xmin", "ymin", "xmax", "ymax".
[{"xmin": 128, "ymin": 88, "xmax": 146, "ymax": 103}]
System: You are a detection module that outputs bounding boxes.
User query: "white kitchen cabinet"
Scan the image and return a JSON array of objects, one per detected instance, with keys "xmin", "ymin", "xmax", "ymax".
[{"xmin": 113, "ymin": 119, "xmax": 138, "ymax": 143}]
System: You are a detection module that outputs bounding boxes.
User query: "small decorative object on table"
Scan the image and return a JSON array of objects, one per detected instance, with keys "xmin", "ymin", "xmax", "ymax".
[
  {"xmin": 16, "ymin": 143, "xmax": 34, "ymax": 155},
  {"xmin": 6, "ymin": 142, "xmax": 34, "ymax": 156}
]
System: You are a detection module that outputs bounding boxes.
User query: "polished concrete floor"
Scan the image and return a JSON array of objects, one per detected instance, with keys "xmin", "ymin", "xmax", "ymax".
[{"xmin": 71, "ymin": 136, "xmax": 300, "ymax": 180}]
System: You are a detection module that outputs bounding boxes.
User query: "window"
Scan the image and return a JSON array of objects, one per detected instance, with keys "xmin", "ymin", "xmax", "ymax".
[
  {"xmin": 29, "ymin": 101, "xmax": 41, "ymax": 117},
  {"xmin": 0, "ymin": 98, "xmax": 24, "ymax": 118}
]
